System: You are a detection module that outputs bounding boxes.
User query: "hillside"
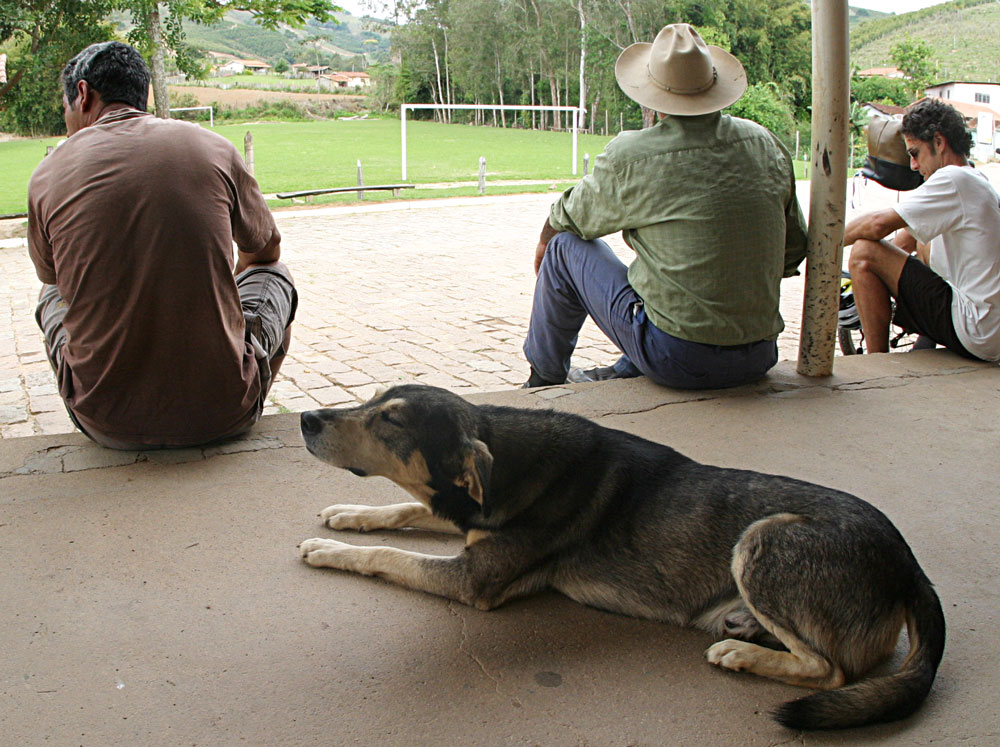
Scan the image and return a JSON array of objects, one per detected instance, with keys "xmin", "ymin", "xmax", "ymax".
[
  {"xmin": 850, "ymin": 0, "xmax": 1000, "ymax": 82},
  {"xmin": 848, "ymin": 5, "xmax": 892, "ymax": 26},
  {"xmin": 181, "ymin": 9, "xmax": 391, "ymax": 66}
]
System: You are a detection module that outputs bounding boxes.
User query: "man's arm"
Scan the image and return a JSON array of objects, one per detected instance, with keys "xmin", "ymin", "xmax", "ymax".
[
  {"xmin": 235, "ymin": 226, "xmax": 281, "ymax": 275},
  {"xmin": 843, "ymin": 208, "xmax": 908, "ymax": 247}
]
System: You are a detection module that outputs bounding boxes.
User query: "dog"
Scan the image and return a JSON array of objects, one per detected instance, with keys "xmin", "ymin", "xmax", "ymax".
[{"xmin": 298, "ymin": 384, "xmax": 945, "ymax": 731}]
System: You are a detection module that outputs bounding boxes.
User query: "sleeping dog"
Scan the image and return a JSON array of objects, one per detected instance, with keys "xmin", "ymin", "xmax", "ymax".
[{"xmin": 298, "ymin": 384, "xmax": 944, "ymax": 730}]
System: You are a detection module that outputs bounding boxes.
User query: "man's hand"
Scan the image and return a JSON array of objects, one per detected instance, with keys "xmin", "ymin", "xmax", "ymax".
[
  {"xmin": 534, "ymin": 218, "xmax": 558, "ymax": 275},
  {"xmin": 533, "ymin": 240, "xmax": 549, "ymax": 275},
  {"xmin": 235, "ymin": 226, "xmax": 281, "ymax": 275}
]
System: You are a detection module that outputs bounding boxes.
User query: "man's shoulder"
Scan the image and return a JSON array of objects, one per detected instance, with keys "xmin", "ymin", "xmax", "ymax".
[{"xmin": 144, "ymin": 115, "xmax": 233, "ymax": 148}]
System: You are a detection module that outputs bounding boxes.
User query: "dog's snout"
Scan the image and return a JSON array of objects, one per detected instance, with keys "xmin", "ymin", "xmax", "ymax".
[{"xmin": 301, "ymin": 411, "xmax": 323, "ymax": 436}]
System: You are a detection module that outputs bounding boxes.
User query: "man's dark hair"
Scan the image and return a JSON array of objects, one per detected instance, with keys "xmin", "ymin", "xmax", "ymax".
[
  {"xmin": 901, "ymin": 98, "xmax": 973, "ymax": 157},
  {"xmin": 62, "ymin": 42, "xmax": 150, "ymax": 111}
]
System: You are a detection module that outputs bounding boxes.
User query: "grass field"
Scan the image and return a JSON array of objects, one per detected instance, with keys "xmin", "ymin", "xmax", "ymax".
[{"xmin": 0, "ymin": 118, "xmax": 810, "ymax": 216}]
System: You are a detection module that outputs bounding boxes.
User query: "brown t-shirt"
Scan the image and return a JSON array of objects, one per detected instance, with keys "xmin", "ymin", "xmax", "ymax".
[{"xmin": 27, "ymin": 109, "xmax": 276, "ymax": 446}]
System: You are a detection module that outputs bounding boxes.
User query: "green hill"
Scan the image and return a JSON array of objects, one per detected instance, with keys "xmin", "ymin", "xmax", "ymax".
[
  {"xmin": 850, "ymin": 0, "xmax": 1000, "ymax": 82},
  {"xmin": 181, "ymin": 9, "xmax": 391, "ymax": 66}
]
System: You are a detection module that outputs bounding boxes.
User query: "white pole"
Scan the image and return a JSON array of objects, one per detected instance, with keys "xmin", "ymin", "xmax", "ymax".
[{"xmin": 401, "ymin": 105, "xmax": 408, "ymax": 181}]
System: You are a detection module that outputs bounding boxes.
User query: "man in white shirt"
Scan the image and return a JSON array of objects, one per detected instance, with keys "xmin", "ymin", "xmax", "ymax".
[{"xmin": 844, "ymin": 98, "xmax": 1000, "ymax": 361}]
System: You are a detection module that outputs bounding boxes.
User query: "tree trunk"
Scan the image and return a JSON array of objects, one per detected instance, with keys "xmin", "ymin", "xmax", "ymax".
[
  {"xmin": 496, "ymin": 53, "xmax": 506, "ymax": 127},
  {"xmin": 149, "ymin": 5, "xmax": 170, "ymax": 118},
  {"xmin": 431, "ymin": 36, "xmax": 445, "ymax": 123},
  {"xmin": 444, "ymin": 29, "xmax": 453, "ymax": 120},
  {"xmin": 577, "ymin": 0, "xmax": 586, "ymax": 135},
  {"xmin": 529, "ymin": 68, "xmax": 536, "ymax": 130}
]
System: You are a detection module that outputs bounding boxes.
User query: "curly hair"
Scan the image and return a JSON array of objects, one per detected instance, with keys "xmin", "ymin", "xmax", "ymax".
[
  {"xmin": 901, "ymin": 98, "xmax": 973, "ymax": 157},
  {"xmin": 61, "ymin": 42, "xmax": 150, "ymax": 112}
]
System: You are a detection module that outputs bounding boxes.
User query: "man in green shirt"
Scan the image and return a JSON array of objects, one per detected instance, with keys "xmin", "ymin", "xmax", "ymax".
[{"xmin": 523, "ymin": 23, "xmax": 807, "ymax": 389}]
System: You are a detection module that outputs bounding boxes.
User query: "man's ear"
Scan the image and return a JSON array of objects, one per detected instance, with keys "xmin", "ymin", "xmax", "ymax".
[
  {"xmin": 455, "ymin": 439, "xmax": 493, "ymax": 514},
  {"xmin": 75, "ymin": 80, "xmax": 97, "ymax": 112}
]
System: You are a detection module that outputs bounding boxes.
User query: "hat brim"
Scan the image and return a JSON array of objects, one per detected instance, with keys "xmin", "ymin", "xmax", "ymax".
[
  {"xmin": 615, "ymin": 42, "xmax": 747, "ymax": 116},
  {"xmin": 861, "ymin": 156, "xmax": 924, "ymax": 191}
]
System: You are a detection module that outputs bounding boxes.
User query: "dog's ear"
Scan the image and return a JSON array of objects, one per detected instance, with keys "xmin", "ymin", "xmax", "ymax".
[{"xmin": 455, "ymin": 439, "xmax": 493, "ymax": 514}]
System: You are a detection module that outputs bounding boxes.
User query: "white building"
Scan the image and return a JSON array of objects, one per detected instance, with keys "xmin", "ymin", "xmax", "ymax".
[{"xmin": 925, "ymin": 81, "xmax": 1000, "ymax": 117}]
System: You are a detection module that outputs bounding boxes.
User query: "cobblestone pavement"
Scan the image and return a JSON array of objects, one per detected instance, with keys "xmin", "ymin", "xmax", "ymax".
[{"xmin": 6, "ymin": 166, "xmax": 997, "ymax": 440}]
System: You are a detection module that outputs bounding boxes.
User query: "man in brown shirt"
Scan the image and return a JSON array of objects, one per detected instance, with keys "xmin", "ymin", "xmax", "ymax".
[{"xmin": 28, "ymin": 41, "xmax": 297, "ymax": 449}]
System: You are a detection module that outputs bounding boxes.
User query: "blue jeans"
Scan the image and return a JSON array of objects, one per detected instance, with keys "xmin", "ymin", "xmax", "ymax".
[{"xmin": 523, "ymin": 232, "xmax": 779, "ymax": 390}]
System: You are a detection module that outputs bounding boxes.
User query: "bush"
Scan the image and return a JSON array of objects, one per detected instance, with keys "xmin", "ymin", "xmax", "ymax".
[{"xmin": 725, "ymin": 82, "xmax": 797, "ymax": 146}]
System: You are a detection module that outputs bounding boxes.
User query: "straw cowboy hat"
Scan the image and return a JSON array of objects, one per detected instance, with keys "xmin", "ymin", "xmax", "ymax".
[{"xmin": 615, "ymin": 24, "xmax": 747, "ymax": 116}]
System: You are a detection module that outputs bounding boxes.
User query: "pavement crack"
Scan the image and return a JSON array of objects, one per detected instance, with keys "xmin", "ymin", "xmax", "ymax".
[{"xmin": 447, "ymin": 601, "xmax": 524, "ymax": 708}]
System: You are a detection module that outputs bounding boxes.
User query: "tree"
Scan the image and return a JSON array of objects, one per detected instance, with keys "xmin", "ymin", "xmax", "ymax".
[
  {"xmin": 115, "ymin": 1, "xmax": 341, "ymax": 118},
  {"xmin": 726, "ymin": 82, "xmax": 796, "ymax": 146},
  {"xmin": 850, "ymin": 74, "xmax": 910, "ymax": 107},
  {"xmin": 890, "ymin": 37, "xmax": 938, "ymax": 100},
  {"xmin": 0, "ymin": 1, "xmax": 113, "ymax": 135}
]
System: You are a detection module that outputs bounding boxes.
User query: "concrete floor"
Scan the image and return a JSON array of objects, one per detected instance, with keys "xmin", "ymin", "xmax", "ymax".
[{"xmin": 2, "ymin": 351, "xmax": 998, "ymax": 746}]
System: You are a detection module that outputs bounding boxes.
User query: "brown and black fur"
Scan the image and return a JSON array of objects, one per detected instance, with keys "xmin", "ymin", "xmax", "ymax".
[{"xmin": 298, "ymin": 384, "xmax": 945, "ymax": 730}]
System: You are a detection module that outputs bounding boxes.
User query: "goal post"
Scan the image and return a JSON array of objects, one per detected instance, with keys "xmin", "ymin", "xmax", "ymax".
[{"xmin": 400, "ymin": 103, "xmax": 586, "ymax": 181}]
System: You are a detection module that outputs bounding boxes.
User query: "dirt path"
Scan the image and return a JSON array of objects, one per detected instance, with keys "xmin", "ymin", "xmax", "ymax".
[{"xmin": 168, "ymin": 85, "xmax": 366, "ymax": 110}]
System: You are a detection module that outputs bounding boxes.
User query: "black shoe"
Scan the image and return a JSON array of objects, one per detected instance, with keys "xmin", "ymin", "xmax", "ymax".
[
  {"xmin": 566, "ymin": 365, "xmax": 637, "ymax": 383},
  {"xmin": 521, "ymin": 369, "xmax": 565, "ymax": 388}
]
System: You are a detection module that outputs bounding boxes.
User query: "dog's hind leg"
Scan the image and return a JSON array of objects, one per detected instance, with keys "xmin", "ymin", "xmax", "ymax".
[
  {"xmin": 320, "ymin": 502, "xmax": 462, "ymax": 534},
  {"xmin": 705, "ymin": 513, "xmax": 847, "ymax": 690},
  {"xmin": 706, "ymin": 625, "xmax": 845, "ymax": 690}
]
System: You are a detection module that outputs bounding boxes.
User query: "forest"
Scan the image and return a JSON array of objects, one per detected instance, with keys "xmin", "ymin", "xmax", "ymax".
[{"xmin": 371, "ymin": 0, "xmax": 812, "ymax": 142}]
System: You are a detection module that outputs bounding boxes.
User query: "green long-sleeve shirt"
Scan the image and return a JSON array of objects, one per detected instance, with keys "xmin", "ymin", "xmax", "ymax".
[{"xmin": 549, "ymin": 112, "xmax": 808, "ymax": 346}]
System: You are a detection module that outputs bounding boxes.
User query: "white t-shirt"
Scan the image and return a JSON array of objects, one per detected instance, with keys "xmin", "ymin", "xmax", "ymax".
[{"xmin": 895, "ymin": 165, "xmax": 1000, "ymax": 361}]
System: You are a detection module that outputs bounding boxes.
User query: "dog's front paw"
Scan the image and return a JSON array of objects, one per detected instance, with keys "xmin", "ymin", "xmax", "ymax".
[
  {"xmin": 299, "ymin": 537, "xmax": 354, "ymax": 569},
  {"xmin": 320, "ymin": 504, "xmax": 379, "ymax": 532},
  {"xmin": 705, "ymin": 639, "xmax": 754, "ymax": 673}
]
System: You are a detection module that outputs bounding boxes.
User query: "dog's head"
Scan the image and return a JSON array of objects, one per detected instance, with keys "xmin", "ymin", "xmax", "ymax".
[{"xmin": 301, "ymin": 385, "xmax": 494, "ymax": 516}]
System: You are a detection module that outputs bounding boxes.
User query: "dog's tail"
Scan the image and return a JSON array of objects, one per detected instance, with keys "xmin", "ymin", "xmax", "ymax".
[{"xmin": 773, "ymin": 571, "xmax": 945, "ymax": 731}]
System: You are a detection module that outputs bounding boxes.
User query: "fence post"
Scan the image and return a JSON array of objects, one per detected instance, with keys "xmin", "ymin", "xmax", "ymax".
[
  {"xmin": 244, "ymin": 132, "xmax": 254, "ymax": 176},
  {"xmin": 356, "ymin": 160, "xmax": 365, "ymax": 200},
  {"xmin": 478, "ymin": 157, "xmax": 486, "ymax": 195},
  {"xmin": 583, "ymin": 153, "xmax": 590, "ymax": 176}
]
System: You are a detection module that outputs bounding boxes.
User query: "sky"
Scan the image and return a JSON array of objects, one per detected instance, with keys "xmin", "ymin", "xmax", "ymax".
[{"xmin": 336, "ymin": 1, "xmax": 374, "ymax": 18}]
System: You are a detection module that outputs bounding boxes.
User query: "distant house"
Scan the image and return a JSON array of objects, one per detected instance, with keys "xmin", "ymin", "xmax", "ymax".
[
  {"xmin": 305, "ymin": 65, "xmax": 331, "ymax": 77},
  {"xmin": 861, "ymin": 101, "xmax": 906, "ymax": 119},
  {"xmin": 924, "ymin": 81, "xmax": 1000, "ymax": 117},
  {"xmin": 218, "ymin": 60, "xmax": 245, "ymax": 75},
  {"xmin": 857, "ymin": 67, "xmax": 907, "ymax": 79},
  {"xmin": 322, "ymin": 71, "xmax": 372, "ymax": 90},
  {"xmin": 241, "ymin": 60, "xmax": 272, "ymax": 75}
]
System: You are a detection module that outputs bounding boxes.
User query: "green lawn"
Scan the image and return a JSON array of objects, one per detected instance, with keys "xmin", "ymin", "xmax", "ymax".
[{"xmin": 1, "ymin": 118, "xmax": 811, "ymax": 216}]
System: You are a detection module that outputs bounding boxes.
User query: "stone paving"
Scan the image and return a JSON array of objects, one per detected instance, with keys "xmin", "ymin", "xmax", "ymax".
[{"xmin": 3, "ymin": 165, "xmax": 997, "ymax": 440}]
